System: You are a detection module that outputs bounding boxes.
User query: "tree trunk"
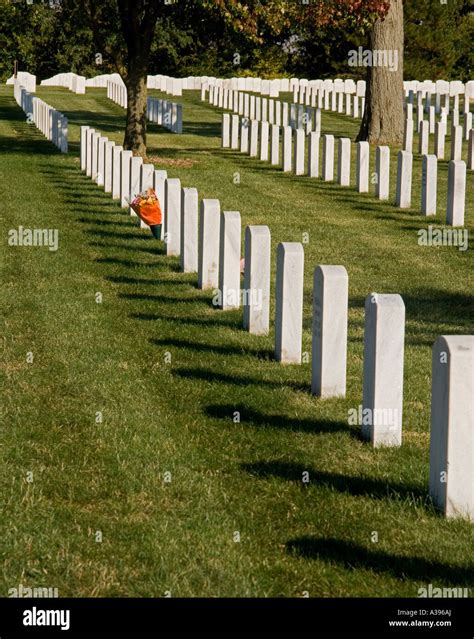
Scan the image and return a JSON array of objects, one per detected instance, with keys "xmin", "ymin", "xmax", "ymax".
[
  {"xmin": 357, "ymin": 0, "xmax": 404, "ymax": 145},
  {"xmin": 117, "ymin": 0, "xmax": 162, "ymax": 158},
  {"xmin": 124, "ymin": 58, "xmax": 148, "ymax": 157}
]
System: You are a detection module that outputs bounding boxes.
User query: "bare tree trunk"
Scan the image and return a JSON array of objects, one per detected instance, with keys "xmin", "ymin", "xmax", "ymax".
[
  {"xmin": 124, "ymin": 58, "xmax": 148, "ymax": 157},
  {"xmin": 117, "ymin": 0, "xmax": 161, "ymax": 158},
  {"xmin": 357, "ymin": 0, "xmax": 404, "ymax": 145}
]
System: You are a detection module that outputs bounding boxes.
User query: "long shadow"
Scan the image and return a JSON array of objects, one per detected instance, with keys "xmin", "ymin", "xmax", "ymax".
[
  {"xmin": 286, "ymin": 537, "xmax": 474, "ymax": 586},
  {"xmin": 0, "ymin": 102, "xmax": 63, "ymax": 155},
  {"xmin": 181, "ymin": 122, "xmax": 221, "ymax": 138},
  {"xmin": 120, "ymin": 292, "xmax": 207, "ymax": 304},
  {"xmin": 205, "ymin": 404, "xmax": 355, "ymax": 437},
  {"xmin": 89, "ymin": 241, "xmax": 165, "ymax": 256},
  {"xmin": 78, "ymin": 217, "xmax": 130, "ymax": 227},
  {"xmin": 241, "ymin": 461, "xmax": 427, "ymax": 502},
  {"xmin": 51, "ymin": 108, "xmax": 126, "ymax": 135},
  {"xmin": 350, "ymin": 290, "xmax": 473, "ymax": 331},
  {"xmin": 106, "ymin": 274, "xmax": 185, "ymax": 286},
  {"xmin": 173, "ymin": 367, "xmax": 308, "ymax": 389},
  {"xmin": 85, "ymin": 228, "xmax": 155, "ymax": 241},
  {"xmin": 131, "ymin": 312, "xmax": 240, "ymax": 328},
  {"xmin": 95, "ymin": 256, "xmax": 160, "ymax": 268},
  {"xmin": 152, "ymin": 338, "xmax": 272, "ymax": 359}
]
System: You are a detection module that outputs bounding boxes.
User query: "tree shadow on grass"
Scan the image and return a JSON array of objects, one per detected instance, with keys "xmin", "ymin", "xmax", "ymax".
[
  {"xmin": 173, "ymin": 367, "xmax": 307, "ymax": 390},
  {"xmin": 286, "ymin": 537, "xmax": 474, "ymax": 587},
  {"xmin": 205, "ymin": 404, "xmax": 356, "ymax": 437},
  {"xmin": 241, "ymin": 460, "xmax": 427, "ymax": 503}
]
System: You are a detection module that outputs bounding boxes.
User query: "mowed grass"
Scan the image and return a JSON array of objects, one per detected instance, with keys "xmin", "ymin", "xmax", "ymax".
[{"xmin": 1, "ymin": 84, "xmax": 473, "ymax": 598}]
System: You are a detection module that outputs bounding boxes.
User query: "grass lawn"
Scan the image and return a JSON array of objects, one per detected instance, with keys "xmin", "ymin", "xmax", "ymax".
[{"xmin": 1, "ymin": 84, "xmax": 473, "ymax": 597}]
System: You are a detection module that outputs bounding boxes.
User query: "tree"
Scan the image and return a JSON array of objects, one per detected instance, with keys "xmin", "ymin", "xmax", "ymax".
[{"xmin": 357, "ymin": 0, "xmax": 404, "ymax": 145}]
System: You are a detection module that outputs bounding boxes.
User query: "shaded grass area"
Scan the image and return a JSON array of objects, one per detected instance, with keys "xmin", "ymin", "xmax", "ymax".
[{"xmin": 1, "ymin": 85, "xmax": 473, "ymax": 598}]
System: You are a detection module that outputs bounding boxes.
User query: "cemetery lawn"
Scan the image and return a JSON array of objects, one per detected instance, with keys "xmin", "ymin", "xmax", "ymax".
[{"xmin": 1, "ymin": 85, "xmax": 473, "ymax": 598}]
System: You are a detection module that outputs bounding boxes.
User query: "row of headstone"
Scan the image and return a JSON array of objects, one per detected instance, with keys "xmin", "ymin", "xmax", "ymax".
[
  {"xmin": 223, "ymin": 115, "xmax": 468, "ymax": 227},
  {"xmin": 40, "ymin": 72, "xmax": 86, "ymax": 94},
  {"xmin": 406, "ymin": 79, "xmax": 474, "ymax": 116},
  {"xmin": 85, "ymin": 74, "xmax": 120, "ymax": 88},
  {"xmin": 214, "ymin": 90, "xmax": 325, "ymax": 134},
  {"xmin": 107, "ymin": 79, "xmax": 127, "ymax": 108},
  {"xmin": 404, "ymin": 112, "xmax": 473, "ymax": 164},
  {"xmin": 6, "ymin": 71, "xmax": 36, "ymax": 93},
  {"xmin": 147, "ymin": 97, "xmax": 183, "ymax": 134},
  {"xmin": 204, "ymin": 81, "xmax": 366, "ymax": 122},
  {"xmin": 14, "ymin": 81, "xmax": 68, "ymax": 152},
  {"xmin": 79, "ymin": 123, "xmax": 473, "ymax": 522}
]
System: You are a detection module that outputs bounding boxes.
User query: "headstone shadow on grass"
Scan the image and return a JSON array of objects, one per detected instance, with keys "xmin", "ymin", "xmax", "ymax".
[
  {"xmin": 241, "ymin": 461, "xmax": 427, "ymax": 503},
  {"xmin": 285, "ymin": 537, "xmax": 473, "ymax": 587},
  {"xmin": 151, "ymin": 338, "xmax": 272, "ymax": 360},
  {"xmin": 205, "ymin": 403, "xmax": 356, "ymax": 437}
]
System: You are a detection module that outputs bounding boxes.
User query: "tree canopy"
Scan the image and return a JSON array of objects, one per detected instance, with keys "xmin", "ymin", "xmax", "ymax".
[{"xmin": 1, "ymin": 0, "xmax": 472, "ymax": 82}]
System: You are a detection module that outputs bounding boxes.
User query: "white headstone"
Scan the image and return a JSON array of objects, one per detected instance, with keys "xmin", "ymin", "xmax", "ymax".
[
  {"xmin": 468, "ymin": 129, "xmax": 474, "ymax": 171},
  {"xmin": 362, "ymin": 293, "xmax": 405, "ymax": 448},
  {"xmin": 294, "ymin": 128, "xmax": 305, "ymax": 175},
  {"xmin": 322, "ymin": 134, "xmax": 335, "ymax": 181},
  {"xmin": 198, "ymin": 199, "xmax": 221, "ymax": 290},
  {"xmin": 395, "ymin": 150, "xmax": 413, "ymax": 209},
  {"xmin": 218, "ymin": 211, "xmax": 241, "ymax": 309},
  {"xmin": 222, "ymin": 113, "xmax": 230, "ymax": 148},
  {"xmin": 231, "ymin": 114, "xmax": 239, "ymax": 149},
  {"xmin": 282, "ymin": 126, "xmax": 292, "ymax": 172},
  {"xmin": 180, "ymin": 188, "xmax": 198, "ymax": 273},
  {"xmin": 446, "ymin": 160, "xmax": 466, "ymax": 226},
  {"xmin": 243, "ymin": 225, "xmax": 271, "ymax": 335},
  {"xmin": 429, "ymin": 335, "xmax": 474, "ymax": 521},
  {"xmin": 421, "ymin": 154, "xmax": 438, "ymax": 216},
  {"xmin": 403, "ymin": 118, "xmax": 414, "ymax": 153},
  {"xmin": 419, "ymin": 120, "xmax": 430, "ymax": 155},
  {"xmin": 129, "ymin": 156, "xmax": 143, "ymax": 216},
  {"xmin": 249, "ymin": 119, "xmax": 259, "ymax": 157},
  {"xmin": 450, "ymin": 125, "xmax": 462, "ymax": 161},
  {"xmin": 240, "ymin": 118, "xmax": 249, "ymax": 154},
  {"xmin": 275, "ymin": 243, "xmax": 304, "ymax": 364},
  {"xmin": 260, "ymin": 121, "xmax": 269, "ymax": 162},
  {"xmin": 356, "ymin": 141, "xmax": 369, "ymax": 193},
  {"xmin": 271, "ymin": 124, "xmax": 280, "ymax": 166},
  {"xmin": 434, "ymin": 121, "xmax": 446, "ymax": 160},
  {"xmin": 311, "ymin": 265, "xmax": 348, "ymax": 398},
  {"xmin": 307, "ymin": 132, "xmax": 320, "ymax": 178},
  {"xmin": 165, "ymin": 178, "xmax": 181, "ymax": 256},
  {"xmin": 120, "ymin": 150, "xmax": 133, "ymax": 208},
  {"xmin": 375, "ymin": 146, "xmax": 390, "ymax": 200},
  {"xmin": 337, "ymin": 138, "xmax": 351, "ymax": 186},
  {"xmin": 111, "ymin": 145, "xmax": 123, "ymax": 200}
]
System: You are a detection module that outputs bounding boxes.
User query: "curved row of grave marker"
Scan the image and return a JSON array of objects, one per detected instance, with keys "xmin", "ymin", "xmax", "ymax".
[
  {"xmin": 78, "ymin": 124, "xmax": 473, "ymax": 523},
  {"xmin": 14, "ymin": 81, "xmax": 68, "ymax": 153},
  {"xmin": 105, "ymin": 80, "xmax": 183, "ymax": 134},
  {"xmin": 221, "ymin": 114, "xmax": 471, "ymax": 227}
]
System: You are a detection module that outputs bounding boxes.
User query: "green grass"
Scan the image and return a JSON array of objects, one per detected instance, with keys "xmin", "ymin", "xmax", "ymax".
[{"xmin": 1, "ymin": 85, "xmax": 473, "ymax": 598}]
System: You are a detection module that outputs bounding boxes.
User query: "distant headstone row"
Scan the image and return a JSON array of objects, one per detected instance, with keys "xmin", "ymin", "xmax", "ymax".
[
  {"xmin": 105, "ymin": 80, "xmax": 183, "ymax": 134},
  {"xmin": 222, "ymin": 115, "xmax": 469, "ymax": 226},
  {"xmin": 40, "ymin": 72, "xmax": 86, "ymax": 94},
  {"xmin": 6, "ymin": 71, "xmax": 36, "ymax": 93},
  {"xmin": 79, "ymin": 123, "xmax": 473, "ymax": 523},
  {"xmin": 14, "ymin": 80, "xmax": 67, "ymax": 152},
  {"xmin": 147, "ymin": 97, "xmax": 183, "ymax": 134}
]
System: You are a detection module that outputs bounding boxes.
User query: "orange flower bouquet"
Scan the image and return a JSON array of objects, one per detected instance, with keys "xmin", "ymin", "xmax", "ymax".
[{"xmin": 130, "ymin": 188, "xmax": 163, "ymax": 239}]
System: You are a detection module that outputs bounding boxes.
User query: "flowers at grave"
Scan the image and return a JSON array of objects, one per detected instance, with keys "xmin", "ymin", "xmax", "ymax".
[{"xmin": 130, "ymin": 188, "xmax": 162, "ymax": 227}]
